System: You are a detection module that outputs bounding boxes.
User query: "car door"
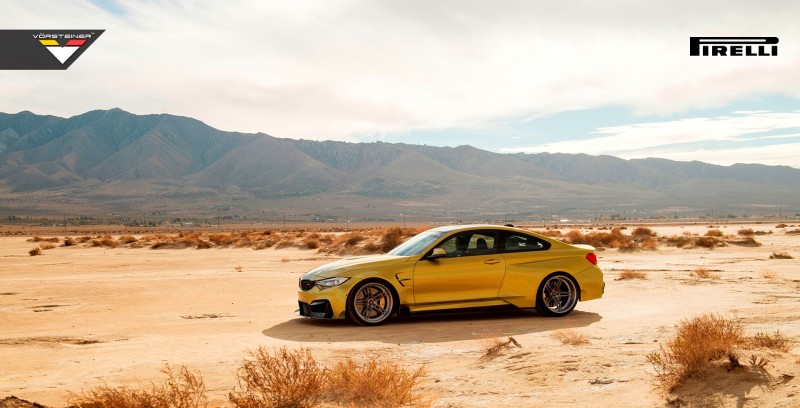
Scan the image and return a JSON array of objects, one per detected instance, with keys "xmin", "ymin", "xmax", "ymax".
[{"xmin": 412, "ymin": 230, "xmax": 506, "ymax": 305}]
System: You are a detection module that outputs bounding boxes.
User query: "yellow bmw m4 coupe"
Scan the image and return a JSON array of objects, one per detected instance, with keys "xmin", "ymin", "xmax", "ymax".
[{"xmin": 297, "ymin": 224, "xmax": 604, "ymax": 326}]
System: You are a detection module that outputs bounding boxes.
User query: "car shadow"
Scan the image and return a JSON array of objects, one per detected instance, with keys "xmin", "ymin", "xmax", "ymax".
[{"xmin": 262, "ymin": 309, "xmax": 602, "ymax": 344}]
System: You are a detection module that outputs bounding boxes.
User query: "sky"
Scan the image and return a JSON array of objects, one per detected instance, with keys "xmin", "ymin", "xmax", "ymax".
[{"xmin": 2, "ymin": 0, "xmax": 800, "ymax": 168}]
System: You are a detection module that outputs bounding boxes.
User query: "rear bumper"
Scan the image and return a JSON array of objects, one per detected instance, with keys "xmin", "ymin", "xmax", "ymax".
[{"xmin": 577, "ymin": 265, "xmax": 604, "ymax": 301}]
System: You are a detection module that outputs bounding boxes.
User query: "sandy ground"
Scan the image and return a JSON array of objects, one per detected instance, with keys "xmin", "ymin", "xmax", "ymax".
[{"xmin": 1, "ymin": 223, "xmax": 799, "ymax": 407}]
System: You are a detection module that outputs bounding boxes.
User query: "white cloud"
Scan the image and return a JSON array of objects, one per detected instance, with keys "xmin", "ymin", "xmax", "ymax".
[{"xmin": 502, "ymin": 111, "xmax": 800, "ymax": 167}]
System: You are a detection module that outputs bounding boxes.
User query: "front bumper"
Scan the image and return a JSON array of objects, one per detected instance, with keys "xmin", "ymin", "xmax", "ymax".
[
  {"xmin": 296, "ymin": 300, "xmax": 334, "ymax": 319},
  {"xmin": 296, "ymin": 280, "xmax": 355, "ymax": 320}
]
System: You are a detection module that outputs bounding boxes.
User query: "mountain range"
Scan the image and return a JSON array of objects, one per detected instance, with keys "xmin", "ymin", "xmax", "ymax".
[{"xmin": 1, "ymin": 108, "xmax": 798, "ymax": 221}]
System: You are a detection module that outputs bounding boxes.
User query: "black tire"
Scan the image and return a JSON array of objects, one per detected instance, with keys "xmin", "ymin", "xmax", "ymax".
[
  {"xmin": 346, "ymin": 280, "xmax": 396, "ymax": 326},
  {"xmin": 535, "ymin": 273, "xmax": 579, "ymax": 317}
]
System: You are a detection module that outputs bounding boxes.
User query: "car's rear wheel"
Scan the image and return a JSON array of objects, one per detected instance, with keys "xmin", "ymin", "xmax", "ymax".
[
  {"xmin": 347, "ymin": 280, "xmax": 395, "ymax": 326},
  {"xmin": 536, "ymin": 273, "xmax": 578, "ymax": 317}
]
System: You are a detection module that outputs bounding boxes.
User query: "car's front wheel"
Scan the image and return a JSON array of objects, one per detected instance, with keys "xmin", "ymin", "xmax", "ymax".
[
  {"xmin": 536, "ymin": 273, "xmax": 578, "ymax": 317},
  {"xmin": 347, "ymin": 280, "xmax": 396, "ymax": 326}
]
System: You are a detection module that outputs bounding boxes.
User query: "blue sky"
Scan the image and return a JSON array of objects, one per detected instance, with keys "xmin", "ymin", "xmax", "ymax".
[{"xmin": 2, "ymin": 0, "xmax": 800, "ymax": 168}]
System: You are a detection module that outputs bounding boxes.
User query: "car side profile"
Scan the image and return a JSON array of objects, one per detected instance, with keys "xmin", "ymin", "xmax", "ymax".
[{"xmin": 297, "ymin": 224, "xmax": 604, "ymax": 326}]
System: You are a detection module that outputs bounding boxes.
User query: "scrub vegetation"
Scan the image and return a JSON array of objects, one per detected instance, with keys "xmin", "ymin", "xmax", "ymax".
[
  {"xmin": 67, "ymin": 347, "xmax": 428, "ymax": 408},
  {"xmin": 647, "ymin": 314, "xmax": 792, "ymax": 392}
]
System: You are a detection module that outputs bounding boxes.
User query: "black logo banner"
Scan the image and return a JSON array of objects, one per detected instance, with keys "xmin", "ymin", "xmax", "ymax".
[{"xmin": 0, "ymin": 29, "xmax": 104, "ymax": 70}]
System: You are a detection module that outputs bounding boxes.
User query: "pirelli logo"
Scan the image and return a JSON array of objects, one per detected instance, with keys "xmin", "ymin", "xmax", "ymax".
[{"xmin": 690, "ymin": 37, "xmax": 778, "ymax": 56}]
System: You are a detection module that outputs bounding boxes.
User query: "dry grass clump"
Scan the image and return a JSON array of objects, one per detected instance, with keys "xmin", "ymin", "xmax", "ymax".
[
  {"xmin": 744, "ymin": 331, "xmax": 790, "ymax": 352},
  {"xmin": 725, "ymin": 236, "xmax": 761, "ymax": 247},
  {"xmin": 786, "ymin": 228, "xmax": 800, "ymax": 235},
  {"xmin": 118, "ymin": 235, "xmax": 138, "ymax": 244},
  {"xmin": 690, "ymin": 268, "xmax": 720, "ymax": 279},
  {"xmin": 705, "ymin": 228, "xmax": 725, "ymax": 237},
  {"xmin": 737, "ymin": 228, "xmax": 754, "ymax": 236},
  {"xmin": 565, "ymin": 228, "xmax": 635, "ymax": 250},
  {"xmin": 28, "ymin": 247, "xmax": 42, "ymax": 256},
  {"xmin": 229, "ymin": 347, "xmax": 323, "ymax": 408},
  {"xmin": 663, "ymin": 235, "xmax": 693, "ymax": 248},
  {"xmin": 68, "ymin": 365, "xmax": 207, "ymax": 408},
  {"xmin": 616, "ymin": 269, "xmax": 648, "ymax": 280},
  {"xmin": 38, "ymin": 242, "xmax": 57, "ymax": 250},
  {"xmin": 694, "ymin": 236, "xmax": 724, "ymax": 249},
  {"xmin": 92, "ymin": 236, "xmax": 120, "ymax": 248},
  {"xmin": 29, "ymin": 236, "xmax": 60, "ymax": 243},
  {"xmin": 759, "ymin": 270, "xmax": 781, "ymax": 279},
  {"xmin": 631, "ymin": 226, "xmax": 657, "ymax": 238},
  {"xmin": 647, "ymin": 314, "xmax": 743, "ymax": 391},
  {"xmin": 481, "ymin": 337, "xmax": 522, "ymax": 361},
  {"xmin": 769, "ymin": 251, "xmax": 793, "ymax": 259},
  {"xmin": 325, "ymin": 358, "xmax": 428, "ymax": 408},
  {"xmin": 229, "ymin": 347, "xmax": 428, "ymax": 408},
  {"xmin": 552, "ymin": 329, "xmax": 590, "ymax": 345}
]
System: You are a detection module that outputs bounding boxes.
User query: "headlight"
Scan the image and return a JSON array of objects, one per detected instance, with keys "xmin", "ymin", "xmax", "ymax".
[{"xmin": 315, "ymin": 277, "xmax": 349, "ymax": 289}]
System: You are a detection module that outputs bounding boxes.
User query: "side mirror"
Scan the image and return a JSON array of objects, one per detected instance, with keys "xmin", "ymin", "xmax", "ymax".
[{"xmin": 427, "ymin": 248, "xmax": 447, "ymax": 260}]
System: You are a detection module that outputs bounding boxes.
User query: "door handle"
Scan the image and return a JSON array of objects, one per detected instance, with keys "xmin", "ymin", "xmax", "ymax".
[{"xmin": 484, "ymin": 259, "xmax": 501, "ymax": 265}]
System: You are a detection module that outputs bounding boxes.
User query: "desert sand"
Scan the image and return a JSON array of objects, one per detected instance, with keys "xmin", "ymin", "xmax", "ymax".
[{"xmin": 1, "ymin": 223, "xmax": 799, "ymax": 407}]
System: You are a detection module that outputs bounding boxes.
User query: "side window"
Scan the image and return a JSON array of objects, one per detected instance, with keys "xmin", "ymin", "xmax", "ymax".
[
  {"xmin": 434, "ymin": 230, "xmax": 498, "ymax": 257},
  {"xmin": 503, "ymin": 232, "xmax": 550, "ymax": 252}
]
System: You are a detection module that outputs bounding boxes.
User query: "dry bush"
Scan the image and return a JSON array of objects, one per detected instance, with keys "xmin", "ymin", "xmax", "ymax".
[
  {"xmin": 704, "ymin": 229, "xmax": 724, "ymax": 237},
  {"xmin": 363, "ymin": 241, "xmax": 382, "ymax": 252},
  {"xmin": 195, "ymin": 239, "xmax": 212, "ymax": 249},
  {"xmin": 229, "ymin": 347, "xmax": 324, "ymax": 408},
  {"xmin": 631, "ymin": 226, "xmax": 657, "ymax": 239},
  {"xmin": 694, "ymin": 236, "xmax": 724, "ymax": 249},
  {"xmin": 481, "ymin": 337, "xmax": 522, "ymax": 361},
  {"xmin": 647, "ymin": 314, "xmax": 743, "ymax": 391},
  {"xmin": 616, "ymin": 269, "xmax": 647, "ymax": 280},
  {"xmin": 564, "ymin": 229, "xmax": 585, "ymax": 244},
  {"xmin": 663, "ymin": 235, "xmax": 692, "ymax": 248},
  {"xmin": 68, "ymin": 364, "xmax": 207, "ymax": 408},
  {"xmin": 343, "ymin": 232, "xmax": 366, "ymax": 247},
  {"xmin": 759, "ymin": 270, "xmax": 781, "ymax": 279},
  {"xmin": 691, "ymin": 268, "xmax": 720, "ymax": 279},
  {"xmin": 381, "ymin": 227, "xmax": 406, "ymax": 252},
  {"xmin": 208, "ymin": 233, "xmax": 235, "ymax": 246},
  {"xmin": 228, "ymin": 347, "xmax": 428, "ymax": 408},
  {"xmin": 769, "ymin": 251, "xmax": 793, "ymax": 259},
  {"xmin": 737, "ymin": 228, "xmax": 755, "ymax": 236},
  {"xmin": 30, "ymin": 236, "xmax": 60, "ymax": 243},
  {"xmin": 28, "ymin": 247, "xmax": 42, "ymax": 256},
  {"xmin": 726, "ymin": 237, "xmax": 761, "ymax": 247},
  {"xmin": 567, "ymin": 228, "xmax": 634, "ymax": 250},
  {"xmin": 324, "ymin": 358, "xmax": 428, "ymax": 408},
  {"xmin": 745, "ymin": 331, "xmax": 789, "ymax": 352},
  {"xmin": 63, "ymin": 237, "xmax": 75, "ymax": 247},
  {"xmin": 786, "ymin": 229, "xmax": 800, "ymax": 235},
  {"xmin": 553, "ymin": 329, "xmax": 590, "ymax": 345},
  {"xmin": 118, "ymin": 235, "xmax": 138, "ymax": 244},
  {"xmin": 641, "ymin": 237, "xmax": 660, "ymax": 250},
  {"xmin": 39, "ymin": 242, "xmax": 57, "ymax": 250},
  {"xmin": 303, "ymin": 237, "xmax": 321, "ymax": 249},
  {"xmin": 537, "ymin": 229, "xmax": 564, "ymax": 237},
  {"xmin": 92, "ymin": 236, "xmax": 120, "ymax": 248},
  {"xmin": 776, "ymin": 223, "xmax": 788, "ymax": 228}
]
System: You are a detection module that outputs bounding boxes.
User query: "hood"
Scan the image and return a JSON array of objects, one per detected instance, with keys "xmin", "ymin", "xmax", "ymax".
[{"xmin": 301, "ymin": 254, "xmax": 410, "ymax": 280}]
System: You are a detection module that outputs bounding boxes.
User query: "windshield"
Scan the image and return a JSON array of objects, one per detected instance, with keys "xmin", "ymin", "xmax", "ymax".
[{"xmin": 386, "ymin": 230, "xmax": 446, "ymax": 256}]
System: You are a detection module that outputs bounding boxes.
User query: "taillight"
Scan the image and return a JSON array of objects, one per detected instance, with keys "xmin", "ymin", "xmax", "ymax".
[{"xmin": 586, "ymin": 253, "xmax": 597, "ymax": 265}]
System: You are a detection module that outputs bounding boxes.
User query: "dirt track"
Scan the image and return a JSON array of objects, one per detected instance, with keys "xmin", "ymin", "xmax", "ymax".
[{"xmin": 1, "ymin": 224, "xmax": 799, "ymax": 407}]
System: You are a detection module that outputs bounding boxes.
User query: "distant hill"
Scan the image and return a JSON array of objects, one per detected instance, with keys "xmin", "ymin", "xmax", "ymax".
[{"xmin": 1, "ymin": 108, "xmax": 798, "ymax": 221}]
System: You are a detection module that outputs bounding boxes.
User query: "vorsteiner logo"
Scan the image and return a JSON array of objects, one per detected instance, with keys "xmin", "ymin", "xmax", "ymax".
[
  {"xmin": 690, "ymin": 37, "xmax": 778, "ymax": 56},
  {"xmin": 0, "ymin": 30, "xmax": 104, "ymax": 69}
]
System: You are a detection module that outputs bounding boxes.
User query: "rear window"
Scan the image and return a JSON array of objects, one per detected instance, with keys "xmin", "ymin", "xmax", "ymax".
[{"xmin": 503, "ymin": 232, "xmax": 551, "ymax": 252}]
